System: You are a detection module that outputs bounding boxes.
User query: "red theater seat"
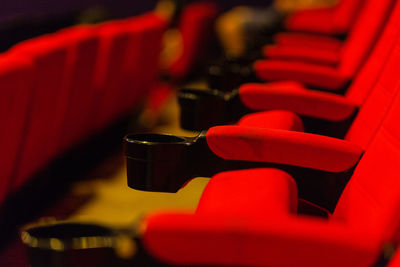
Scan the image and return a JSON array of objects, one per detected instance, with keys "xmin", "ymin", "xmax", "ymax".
[
  {"xmin": 285, "ymin": 0, "xmax": 364, "ymax": 35},
  {"xmin": 10, "ymin": 34, "xmax": 69, "ymax": 190},
  {"xmin": 55, "ymin": 26, "xmax": 101, "ymax": 151},
  {"xmin": 167, "ymin": 1, "xmax": 219, "ymax": 80},
  {"xmin": 0, "ymin": 55, "xmax": 33, "ymax": 204},
  {"xmin": 92, "ymin": 20, "xmax": 135, "ymax": 131},
  {"xmin": 92, "ymin": 13, "xmax": 167, "ymax": 131},
  {"xmin": 256, "ymin": 0, "xmax": 394, "ymax": 91},
  {"xmin": 133, "ymin": 14, "xmax": 167, "ymax": 105},
  {"xmin": 118, "ymin": 13, "xmax": 166, "ymax": 114},
  {"xmin": 235, "ymin": 0, "xmax": 400, "ymax": 134},
  {"xmin": 140, "ymin": 71, "xmax": 400, "ymax": 267}
]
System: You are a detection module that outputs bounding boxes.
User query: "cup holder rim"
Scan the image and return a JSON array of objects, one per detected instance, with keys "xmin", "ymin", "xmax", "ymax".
[
  {"xmin": 21, "ymin": 221, "xmax": 116, "ymax": 250},
  {"xmin": 124, "ymin": 133, "xmax": 187, "ymax": 145},
  {"xmin": 179, "ymin": 88, "xmax": 224, "ymax": 98}
]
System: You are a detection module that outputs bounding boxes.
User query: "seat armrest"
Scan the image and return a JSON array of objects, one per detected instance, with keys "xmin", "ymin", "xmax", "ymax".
[
  {"xmin": 254, "ymin": 60, "xmax": 350, "ymax": 91},
  {"xmin": 285, "ymin": 8, "xmax": 338, "ymax": 35},
  {"xmin": 274, "ymin": 32, "xmax": 342, "ymax": 50},
  {"xmin": 143, "ymin": 213, "xmax": 379, "ymax": 267},
  {"xmin": 206, "ymin": 126, "xmax": 363, "ymax": 172},
  {"xmin": 239, "ymin": 83, "xmax": 358, "ymax": 121},
  {"xmin": 263, "ymin": 45, "xmax": 340, "ymax": 66}
]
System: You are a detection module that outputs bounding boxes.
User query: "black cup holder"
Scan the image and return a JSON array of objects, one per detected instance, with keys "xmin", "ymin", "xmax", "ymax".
[
  {"xmin": 178, "ymin": 88, "xmax": 229, "ymax": 131},
  {"xmin": 124, "ymin": 132, "xmax": 214, "ymax": 192},
  {"xmin": 178, "ymin": 88, "xmax": 251, "ymax": 131},
  {"xmin": 23, "ymin": 222, "xmax": 114, "ymax": 241},
  {"xmin": 123, "ymin": 131, "xmax": 271, "ymax": 193},
  {"xmin": 125, "ymin": 133, "xmax": 187, "ymax": 145},
  {"xmin": 206, "ymin": 57, "xmax": 259, "ymax": 92},
  {"xmin": 21, "ymin": 222, "xmax": 119, "ymax": 267}
]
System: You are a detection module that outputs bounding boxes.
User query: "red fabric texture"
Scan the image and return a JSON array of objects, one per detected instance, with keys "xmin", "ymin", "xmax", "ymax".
[
  {"xmin": 7, "ymin": 13, "xmax": 167, "ymax": 191},
  {"xmin": 339, "ymin": 0, "xmax": 394, "ymax": 78},
  {"xmin": 143, "ymin": 213, "xmax": 379, "ymax": 267},
  {"xmin": 118, "ymin": 14, "xmax": 166, "ymax": 114},
  {"xmin": 93, "ymin": 14, "xmax": 167, "ymax": 131},
  {"xmin": 285, "ymin": 0, "xmax": 364, "ymax": 34},
  {"xmin": 196, "ymin": 169, "xmax": 298, "ymax": 216},
  {"xmin": 11, "ymin": 34, "xmax": 69, "ymax": 189},
  {"xmin": 344, "ymin": 0, "xmax": 400, "ymax": 106},
  {"xmin": 239, "ymin": 83, "xmax": 357, "ymax": 121},
  {"xmin": 263, "ymin": 45, "xmax": 340, "ymax": 66},
  {"xmin": 254, "ymin": 60, "xmax": 349, "ymax": 91},
  {"xmin": 241, "ymin": 1, "xmax": 400, "ymax": 131},
  {"xmin": 333, "ymin": 87, "xmax": 400, "ymax": 238},
  {"xmin": 55, "ymin": 26, "xmax": 100, "ymax": 151},
  {"xmin": 92, "ymin": 21, "xmax": 138, "ymax": 130},
  {"xmin": 345, "ymin": 31, "xmax": 400, "ymax": 149},
  {"xmin": 167, "ymin": 2, "xmax": 218, "ymax": 80},
  {"xmin": 238, "ymin": 110, "xmax": 304, "ymax": 132},
  {"xmin": 256, "ymin": 0, "xmax": 393, "ymax": 90},
  {"xmin": 274, "ymin": 33, "xmax": 342, "ymax": 51},
  {"xmin": 285, "ymin": 8, "xmax": 337, "ymax": 35},
  {"xmin": 206, "ymin": 126, "xmax": 363, "ymax": 172},
  {"xmin": 0, "ymin": 55, "xmax": 33, "ymax": 204}
]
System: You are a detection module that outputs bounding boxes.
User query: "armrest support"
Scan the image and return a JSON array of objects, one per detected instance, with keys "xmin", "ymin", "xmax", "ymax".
[
  {"xmin": 143, "ymin": 213, "xmax": 379, "ymax": 267},
  {"xmin": 274, "ymin": 32, "xmax": 342, "ymax": 50},
  {"xmin": 239, "ymin": 83, "xmax": 358, "ymax": 121},
  {"xmin": 263, "ymin": 45, "xmax": 340, "ymax": 66},
  {"xmin": 254, "ymin": 60, "xmax": 350, "ymax": 91},
  {"xmin": 206, "ymin": 126, "xmax": 363, "ymax": 172}
]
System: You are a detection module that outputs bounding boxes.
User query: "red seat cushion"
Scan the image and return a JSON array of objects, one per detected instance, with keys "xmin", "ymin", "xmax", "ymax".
[{"xmin": 196, "ymin": 168, "xmax": 298, "ymax": 217}]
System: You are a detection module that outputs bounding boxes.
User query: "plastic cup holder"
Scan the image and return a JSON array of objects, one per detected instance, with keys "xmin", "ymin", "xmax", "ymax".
[
  {"xmin": 21, "ymin": 222, "xmax": 119, "ymax": 267},
  {"xmin": 124, "ymin": 133, "xmax": 187, "ymax": 145}
]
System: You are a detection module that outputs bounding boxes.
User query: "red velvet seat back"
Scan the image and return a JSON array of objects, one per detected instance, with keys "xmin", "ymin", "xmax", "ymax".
[
  {"xmin": 56, "ymin": 26, "xmax": 100, "ymax": 151},
  {"xmin": 136, "ymin": 14, "xmax": 167, "ymax": 97},
  {"xmin": 118, "ymin": 13, "xmax": 167, "ymax": 113},
  {"xmin": 92, "ymin": 21, "xmax": 133, "ymax": 130},
  {"xmin": 11, "ymin": 35, "xmax": 69, "ymax": 190},
  {"xmin": 344, "ymin": 0, "xmax": 400, "ymax": 106},
  {"xmin": 334, "ymin": 86, "xmax": 400, "ymax": 243},
  {"xmin": 0, "ymin": 55, "xmax": 33, "ymax": 204},
  {"xmin": 345, "ymin": 32, "xmax": 400, "ymax": 150},
  {"xmin": 332, "ymin": 0, "xmax": 365, "ymax": 33},
  {"xmin": 339, "ymin": 0, "xmax": 394, "ymax": 78},
  {"xmin": 92, "ymin": 13, "xmax": 166, "ymax": 130},
  {"xmin": 168, "ymin": 2, "xmax": 218, "ymax": 80},
  {"xmin": 113, "ymin": 14, "xmax": 154, "ymax": 114}
]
